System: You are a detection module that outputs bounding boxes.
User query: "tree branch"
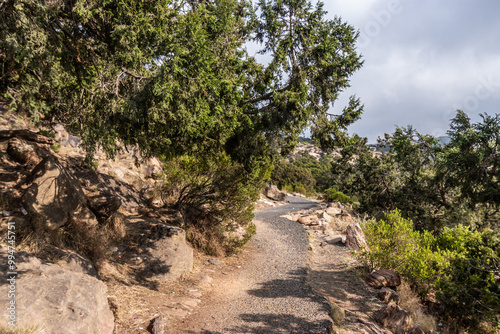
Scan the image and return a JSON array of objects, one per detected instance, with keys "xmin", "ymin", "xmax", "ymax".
[{"xmin": 121, "ymin": 67, "xmax": 147, "ymax": 80}]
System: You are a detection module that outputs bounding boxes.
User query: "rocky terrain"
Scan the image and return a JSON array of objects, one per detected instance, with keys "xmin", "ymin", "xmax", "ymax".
[
  {"xmin": 0, "ymin": 110, "xmax": 436, "ymax": 334},
  {"xmin": 0, "ymin": 111, "xmax": 202, "ymax": 333}
]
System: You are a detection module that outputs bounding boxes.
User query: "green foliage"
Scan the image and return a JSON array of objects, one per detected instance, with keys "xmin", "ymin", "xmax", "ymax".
[
  {"xmin": 51, "ymin": 143, "xmax": 61, "ymax": 153},
  {"xmin": 293, "ymin": 184, "xmax": 307, "ymax": 195},
  {"xmin": 292, "ymin": 153, "xmax": 335, "ymax": 191},
  {"xmin": 38, "ymin": 129, "xmax": 55, "ymax": 139},
  {"xmin": 281, "ymin": 184, "xmax": 294, "ymax": 193},
  {"xmin": 358, "ymin": 210, "xmax": 441, "ymax": 287},
  {"xmin": 358, "ymin": 210, "xmax": 500, "ymax": 327},
  {"xmin": 1, "ymin": 0, "xmax": 362, "ymax": 165},
  {"xmin": 323, "ymin": 188, "xmax": 352, "ymax": 204},
  {"xmin": 160, "ymin": 152, "xmax": 266, "ymax": 254},
  {"xmin": 1, "ymin": 0, "xmax": 363, "ymax": 251},
  {"xmin": 161, "ymin": 152, "xmax": 264, "ymax": 223},
  {"xmin": 435, "ymin": 226, "xmax": 500, "ymax": 325},
  {"xmin": 331, "ymin": 112, "xmax": 500, "ymax": 232},
  {"xmin": 271, "ymin": 160, "xmax": 315, "ymax": 193}
]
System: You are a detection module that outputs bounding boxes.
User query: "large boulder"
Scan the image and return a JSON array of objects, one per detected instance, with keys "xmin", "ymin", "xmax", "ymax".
[
  {"xmin": 0, "ymin": 246, "xmax": 114, "ymax": 333},
  {"xmin": 22, "ymin": 156, "xmax": 98, "ymax": 230},
  {"xmin": 88, "ymin": 192, "xmax": 122, "ymax": 221},
  {"xmin": 264, "ymin": 184, "xmax": 286, "ymax": 202},
  {"xmin": 136, "ymin": 223, "xmax": 193, "ymax": 282},
  {"xmin": 345, "ymin": 223, "xmax": 368, "ymax": 250}
]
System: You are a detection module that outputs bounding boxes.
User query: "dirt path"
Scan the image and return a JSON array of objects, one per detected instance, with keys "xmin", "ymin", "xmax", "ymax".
[{"xmin": 171, "ymin": 197, "xmax": 333, "ymax": 333}]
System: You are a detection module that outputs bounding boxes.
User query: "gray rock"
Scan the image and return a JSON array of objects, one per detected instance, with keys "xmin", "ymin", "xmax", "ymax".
[
  {"xmin": 326, "ymin": 207, "xmax": 342, "ymax": 216},
  {"xmin": 88, "ymin": 192, "xmax": 122, "ymax": 220},
  {"xmin": 22, "ymin": 156, "xmax": 98, "ymax": 230},
  {"xmin": 53, "ymin": 123, "xmax": 69, "ymax": 142},
  {"xmin": 0, "ymin": 246, "xmax": 114, "ymax": 334},
  {"xmin": 327, "ymin": 202, "xmax": 343, "ymax": 209},
  {"xmin": 61, "ymin": 134, "xmax": 81, "ymax": 147},
  {"xmin": 208, "ymin": 259, "xmax": 221, "ymax": 266},
  {"xmin": 264, "ymin": 183, "xmax": 286, "ymax": 202},
  {"xmin": 142, "ymin": 224, "xmax": 193, "ymax": 281},
  {"xmin": 319, "ymin": 211, "xmax": 334, "ymax": 223},
  {"xmin": 152, "ymin": 314, "xmax": 168, "ymax": 334},
  {"xmin": 108, "ymin": 167, "xmax": 125, "ymax": 179},
  {"xmin": 326, "ymin": 235, "xmax": 345, "ymax": 245}
]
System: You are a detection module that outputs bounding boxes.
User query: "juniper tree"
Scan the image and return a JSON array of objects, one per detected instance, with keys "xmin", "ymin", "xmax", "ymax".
[{"xmin": 1, "ymin": 0, "xmax": 362, "ymax": 165}]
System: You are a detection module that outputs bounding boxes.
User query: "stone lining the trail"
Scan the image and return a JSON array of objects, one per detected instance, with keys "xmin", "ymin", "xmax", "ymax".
[{"xmin": 0, "ymin": 245, "xmax": 115, "ymax": 334}]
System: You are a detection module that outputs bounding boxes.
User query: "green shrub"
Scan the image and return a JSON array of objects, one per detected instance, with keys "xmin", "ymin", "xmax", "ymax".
[
  {"xmin": 38, "ymin": 129, "xmax": 56, "ymax": 138},
  {"xmin": 294, "ymin": 184, "xmax": 307, "ymax": 195},
  {"xmin": 434, "ymin": 226, "xmax": 500, "ymax": 326},
  {"xmin": 51, "ymin": 143, "xmax": 61, "ymax": 153},
  {"xmin": 357, "ymin": 210, "xmax": 441, "ymax": 287},
  {"xmin": 160, "ymin": 152, "xmax": 266, "ymax": 255},
  {"xmin": 323, "ymin": 188, "xmax": 353, "ymax": 204},
  {"xmin": 271, "ymin": 160, "xmax": 315, "ymax": 193},
  {"xmin": 282, "ymin": 184, "xmax": 294, "ymax": 193},
  {"xmin": 357, "ymin": 210, "xmax": 500, "ymax": 328}
]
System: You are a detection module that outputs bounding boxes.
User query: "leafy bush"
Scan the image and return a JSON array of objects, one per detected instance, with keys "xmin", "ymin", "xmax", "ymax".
[
  {"xmin": 271, "ymin": 160, "xmax": 316, "ymax": 193},
  {"xmin": 38, "ymin": 129, "xmax": 55, "ymax": 139},
  {"xmin": 281, "ymin": 184, "xmax": 294, "ymax": 193},
  {"xmin": 358, "ymin": 210, "xmax": 441, "ymax": 287},
  {"xmin": 357, "ymin": 210, "xmax": 500, "ymax": 327},
  {"xmin": 160, "ymin": 152, "xmax": 265, "ymax": 255},
  {"xmin": 293, "ymin": 184, "xmax": 307, "ymax": 195},
  {"xmin": 434, "ymin": 226, "xmax": 500, "ymax": 326},
  {"xmin": 323, "ymin": 188, "xmax": 353, "ymax": 204}
]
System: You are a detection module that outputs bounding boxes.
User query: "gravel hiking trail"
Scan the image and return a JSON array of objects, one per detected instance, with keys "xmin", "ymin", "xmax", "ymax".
[{"xmin": 172, "ymin": 196, "xmax": 333, "ymax": 333}]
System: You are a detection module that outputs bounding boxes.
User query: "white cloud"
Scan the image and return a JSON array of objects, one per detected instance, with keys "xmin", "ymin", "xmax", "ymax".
[{"xmin": 322, "ymin": 0, "xmax": 500, "ymax": 142}]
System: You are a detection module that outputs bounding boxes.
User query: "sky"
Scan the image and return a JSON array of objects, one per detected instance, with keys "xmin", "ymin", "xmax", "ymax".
[{"xmin": 310, "ymin": 1, "xmax": 500, "ymax": 143}]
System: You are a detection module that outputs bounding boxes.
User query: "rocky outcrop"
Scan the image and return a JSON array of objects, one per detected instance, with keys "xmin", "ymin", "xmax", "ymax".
[
  {"xmin": 345, "ymin": 223, "xmax": 368, "ymax": 250},
  {"xmin": 0, "ymin": 246, "xmax": 114, "ymax": 334},
  {"xmin": 22, "ymin": 156, "xmax": 98, "ymax": 230},
  {"xmin": 264, "ymin": 184, "xmax": 287, "ymax": 202},
  {"xmin": 366, "ymin": 269, "xmax": 401, "ymax": 289}
]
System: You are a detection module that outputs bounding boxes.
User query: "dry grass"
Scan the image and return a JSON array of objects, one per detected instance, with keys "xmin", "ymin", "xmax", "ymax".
[
  {"xmin": 185, "ymin": 223, "xmax": 226, "ymax": 257},
  {"xmin": 0, "ymin": 326, "xmax": 42, "ymax": 334},
  {"xmin": 16, "ymin": 211, "xmax": 127, "ymax": 266},
  {"xmin": 330, "ymin": 302, "xmax": 345, "ymax": 326},
  {"xmin": 328, "ymin": 216, "xmax": 352, "ymax": 233},
  {"xmin": 398, "ymin": 282, "xmax": 437, "ymax": 332}
]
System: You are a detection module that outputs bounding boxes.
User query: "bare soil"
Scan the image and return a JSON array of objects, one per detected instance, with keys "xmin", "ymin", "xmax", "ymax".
[{"xmin": 168, "ymin": 198, "xmax": 390, "ymax": 334}]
